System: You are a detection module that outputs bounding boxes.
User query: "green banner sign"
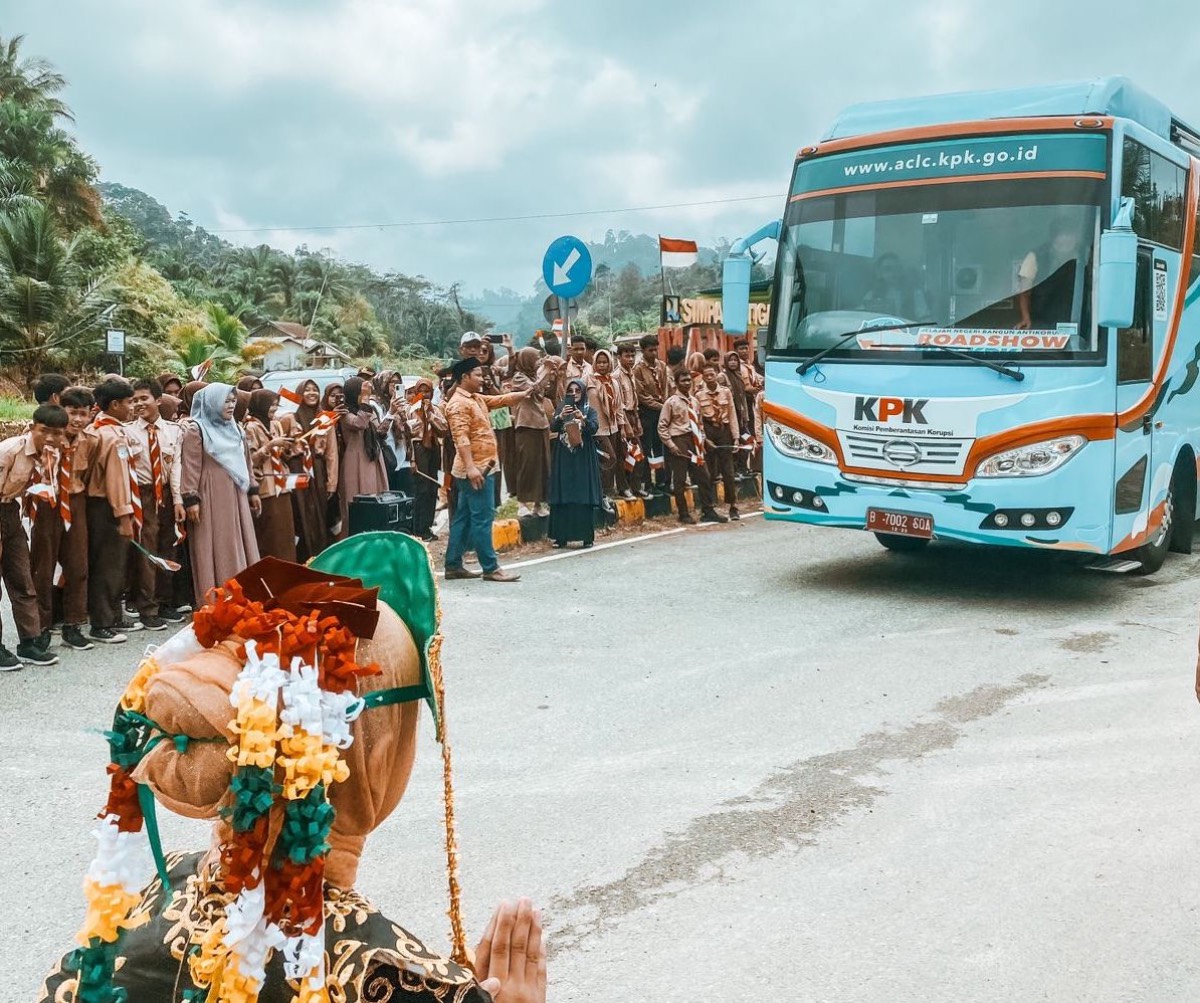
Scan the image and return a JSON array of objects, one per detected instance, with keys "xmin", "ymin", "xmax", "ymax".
[{"xmin": 793, "ymin": 132, "xmax": 1108, "ymax": 196}]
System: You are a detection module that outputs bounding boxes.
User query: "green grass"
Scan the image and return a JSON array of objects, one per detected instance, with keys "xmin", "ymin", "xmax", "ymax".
[
  {"xmin": 497, "ymin": 498, "xmax": 518, "ymax": 519},
  {"xmin": 0, "ymin": 397, "xmax": 34, "ymax": 421}
]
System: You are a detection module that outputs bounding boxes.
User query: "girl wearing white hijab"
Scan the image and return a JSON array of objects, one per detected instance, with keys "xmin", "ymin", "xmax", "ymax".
[{"xmin": 180, "ymin": 383, "xmax": 262, "ymax": 603}]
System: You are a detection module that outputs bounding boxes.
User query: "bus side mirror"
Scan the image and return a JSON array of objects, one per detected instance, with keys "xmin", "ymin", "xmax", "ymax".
[
  {"xmin": 722, "ymin": 252, "xmax": 752, "ymax": 335},
  {"xmin": 1098, "ymin": 198, "xmax": 1137, "ymax": 329}
]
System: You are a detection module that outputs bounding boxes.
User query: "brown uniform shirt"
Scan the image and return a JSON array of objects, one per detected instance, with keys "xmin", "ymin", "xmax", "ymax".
[
  {"xmin": 633, "ymin": 358, "xmax": 669, "ymax": 410},
  {"xmin": 658, "ymin": 392, "xmax": 704, "ymax": 441},
  {"xmin": 86, "ymin": 422, "xmax": 136, "ymax": 518},
  {"xmin": 123, "ymin": 417, "xmax": 184, "ymax": 505},
  {"xmin": 0, "ymin": 434, "xmax": 44, "ymax": 503},
  {"xmin": 59, "ymin": 430, "xmax": 98, "ymax": 495},
  {"xmin": 693, "ymin": 383, "xmax": 740, "ymax": 438}
]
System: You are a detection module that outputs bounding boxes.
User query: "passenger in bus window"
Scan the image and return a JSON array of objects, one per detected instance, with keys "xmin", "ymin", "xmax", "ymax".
[
  {"xmin": 860, "ymin": 252, "xmax": 930, "ymax": 321},
  {"xmin": 1016, "ymin": 218, "xmax": 1086, "ymax": 330}
]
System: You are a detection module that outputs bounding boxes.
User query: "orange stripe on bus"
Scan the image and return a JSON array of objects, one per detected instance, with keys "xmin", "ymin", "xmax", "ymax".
[
  {"xmin": 1115, "ymin": 163, "xmax": 1200, "ymax": 428},
  {"xmin": 789, "ymin": 170, "xmax": 1106, "ymax": 203},
  {"xmin": 796, "ymin": 117, "xmax": 1113, "ymax": 159}
]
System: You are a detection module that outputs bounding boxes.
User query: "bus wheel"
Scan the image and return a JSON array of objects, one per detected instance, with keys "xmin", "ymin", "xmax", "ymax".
[
  {"xmin": 874, "ymin": 532, "xmax": 930, "ymax": 553},
  {"xmin": 1130, "ymin": 488, "xmax": 1173, "ymax": 576}
]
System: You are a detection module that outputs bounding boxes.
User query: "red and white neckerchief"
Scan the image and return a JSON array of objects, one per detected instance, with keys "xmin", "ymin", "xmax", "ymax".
[
  {"xmin": 146, "ymin": 421, "xmax": 164, "ymax": 507},
  {"xmin": 57, "ymin": 442, "xmax": 75, "ymax": 530},
  {"xmin": 267, "ymin": 421, "xmax": 288, "ymax": 490},
  {"xmin": 92, "ymin": 413, "xmax": 142, "ymax": 536},
  {"xmin": 594, "ymin": 374, "xmax": 619, "ymax": 428},
  {"xmin": 683, "ymin": 395, "xmax": 706, "ymax": 467},
  {"xmin": 23, "ymin": 447, "xmax": 56, "ymax": 522}
]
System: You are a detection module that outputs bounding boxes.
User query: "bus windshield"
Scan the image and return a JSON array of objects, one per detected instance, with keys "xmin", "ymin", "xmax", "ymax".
[{"xmin": 771, "ymin": 177, "xmax": 1105, "ymax": 363}]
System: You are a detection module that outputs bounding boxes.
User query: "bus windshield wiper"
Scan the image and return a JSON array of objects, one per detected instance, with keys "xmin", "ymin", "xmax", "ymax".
[
  {"xmin": 902, "ymin": 342, "xmax": 1025, "ymax": 382},
  {"xmin": 796, "ymin": 320, "xmax": 934, "ymax": 376}
]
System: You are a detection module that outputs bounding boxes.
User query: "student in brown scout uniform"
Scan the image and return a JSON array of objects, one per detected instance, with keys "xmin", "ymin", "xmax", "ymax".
[
  {"xmin": 277, "ymin": 378, "xmax": 337, "ymax": 561},
  {"xmin": 30, "ymin": 389, "xmax": 97, "ymax": 652},
  {"xmin": 405, "ymin": 377, "xmax": 448, "ymax": 541},
  {"xmin": 0, "ymin": 404, "xmax": 69, "ymax": 667},
  {"xmin": 658, "ymin": 370, "xmax": 726, "ymax": 526},
  {"xmin": 633, "ymin": 334, "xmax": 670, "ymax": 492},
  {"xmin": 695, "ymin": 363, "xmax": 741, "ymax": 521},
  {"xmin": 126, "ymin": 379, "xmax": 187, "ymax": 630},
  {"xmin": 86, "ymin": 379, "xmax": 140, "ymax": 645},
  {"xmin": 588, "ymin": 349, "xmax": 629, "ymax": 502},
  {"xmin": 615, "ymin": 342, "xmax": 646, "ymax": 499},
  {"xmin": 245, "ymin": 388, "xmax": 297, "ymax": 562}
]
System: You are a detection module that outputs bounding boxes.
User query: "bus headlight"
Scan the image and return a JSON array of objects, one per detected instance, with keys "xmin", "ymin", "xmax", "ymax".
[
  {"xmin": 975, "ymin": 435, "xmax": 1086, "ymax": 478},
  {"xmin": 765, "ymin": 420, "xmax": 837, "ymax": 465}
]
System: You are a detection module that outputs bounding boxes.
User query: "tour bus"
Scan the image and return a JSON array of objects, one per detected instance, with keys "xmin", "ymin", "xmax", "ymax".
[{"xmin": 723, "ymin": 78, "xmax": 1200, "ymax": 573}]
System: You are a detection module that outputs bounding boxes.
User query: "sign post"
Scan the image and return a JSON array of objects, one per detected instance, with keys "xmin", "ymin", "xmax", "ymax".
[
  {"xmin": 542, "ymin": 236, "xmax": 592, "ymax": 345},
  {"xmin": 106, "ymin": 329, "xmax": 126, "ymax": 377}
]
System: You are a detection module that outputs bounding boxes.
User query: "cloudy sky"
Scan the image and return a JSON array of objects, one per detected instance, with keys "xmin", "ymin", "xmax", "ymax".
[{"xmin": 9, "ymin": 0, "xmax": 1199, "ymax": 294}]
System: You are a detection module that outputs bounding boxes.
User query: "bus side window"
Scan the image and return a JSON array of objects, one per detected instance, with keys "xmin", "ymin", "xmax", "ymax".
[{"xmin": 1117, "ymin": 250, "xmax": 1153, "ymax": 383}]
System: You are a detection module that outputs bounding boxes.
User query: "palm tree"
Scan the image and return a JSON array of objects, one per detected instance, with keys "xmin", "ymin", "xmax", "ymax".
[
  {"xmin": 0, "ymin": 34, "xmax": 70, "ymax": 118},
  {"xmin": 0, "ymin": 200, "xmax": 112, "ymax": 382},
  {"xmin": 203, "ymin": 301, "xmax": 247, "ymax": 355}
]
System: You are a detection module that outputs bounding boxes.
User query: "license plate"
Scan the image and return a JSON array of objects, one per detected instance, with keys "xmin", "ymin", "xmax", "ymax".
[{"xmin": 866, "ymin": 508, "xmax": 934, "ymax": 538}]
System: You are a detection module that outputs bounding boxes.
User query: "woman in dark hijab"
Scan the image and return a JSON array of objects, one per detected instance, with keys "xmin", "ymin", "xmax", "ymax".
[
  {"xmin": 336, "ymin": 376, "xmax": 389, "ymax": 538},
  {"xmin": 236, "ymin": 375, "xmax": 263, "ymax": 392},
  {"xmin": 243, "ymin": 388, "xmax": 297, "ymax": 561},
  {"xmin": 509, "ymin": 346, "xmax": 552, "ymax": 517},
  {"xmin": 179, "ymin": 381, "xmax": 207, "ymax": 422},
  {"xmin": 278, "ymin": 378, "xmax": 334, "ymax": 560},
  {"xmin": 547, "ymin": 377, "xmax": 602, "ymax": 548},
  {"xmin": 233, "ymin": 389, "xmax": 251, "ymax": 425},
  {"xmin": 724, "ymin": 352, "xmax": 750, "ymax": 473},
  {"xmin": 158, "ymin": 394, "xmax": 181, "ymax": 422},
  {"xmin": 157, "ymin": 373, "xmax": 183, "ymax": 397}
]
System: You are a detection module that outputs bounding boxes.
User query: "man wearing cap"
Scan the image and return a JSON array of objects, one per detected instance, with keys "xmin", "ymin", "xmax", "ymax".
[{"xmin": 444, "ymin": 358, "xmax": 530, "ymax": 582}]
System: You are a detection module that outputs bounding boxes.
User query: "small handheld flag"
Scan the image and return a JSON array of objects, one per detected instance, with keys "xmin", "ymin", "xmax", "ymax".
[{"xmin": 132, "ymin": 540, "xmax": 181, "ymax": 573}]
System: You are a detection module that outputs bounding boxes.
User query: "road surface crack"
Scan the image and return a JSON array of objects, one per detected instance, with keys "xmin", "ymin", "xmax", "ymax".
[{"xmin": 548, "ymin": 673, "xmax": 1049, "ymax": 954}]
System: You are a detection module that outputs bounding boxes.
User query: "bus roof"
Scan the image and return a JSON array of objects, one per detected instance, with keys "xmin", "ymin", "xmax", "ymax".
[{"xmin": 822, "ymin": 77, "xmax": 1194, "ymax": 148}]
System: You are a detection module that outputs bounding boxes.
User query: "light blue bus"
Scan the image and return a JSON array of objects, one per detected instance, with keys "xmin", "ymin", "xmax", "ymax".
[{"xmin": 724, "ymin": 78, "xmax": 1200, "ymax": 573}]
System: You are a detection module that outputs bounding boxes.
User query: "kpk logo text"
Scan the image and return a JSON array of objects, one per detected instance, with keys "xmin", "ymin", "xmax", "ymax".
[{"xmin": 853, "ymin": 397, "xmax": 929, "ymax": 424}]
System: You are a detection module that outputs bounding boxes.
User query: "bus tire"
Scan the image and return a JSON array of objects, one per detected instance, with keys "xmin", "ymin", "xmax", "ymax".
[
  {"xmin": 1130, "ymin": 486, "xmax": 1173, "ymax": 576},
  {"xmin": 1168, "ymin": 452, "xmax": 1195, "ymax": 555},
  {"xmin": 874, "ymin": 532, "xmax": 930, "ymax": 553}
]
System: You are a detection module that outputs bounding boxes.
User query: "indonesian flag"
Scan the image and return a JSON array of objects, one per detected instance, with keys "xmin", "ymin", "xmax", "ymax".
[
  {"xmin": 624, "ymin": 436, "xmax": 645, "ymax": 472},
  {"xmin": 190, "ymin": 358, "xmax": 214, "ymax": 381},
  {"xmin": 281, "ymin": 473, "xmax": 310, "ymax": 492},
  {"xmin": 278, "ymin": 386, "xmax": 303, "ymax": 406},
  {"xmin": 551, "ymin": 319, "xmax": 564, "ymax": 335},
  {"xmin": 659, "ymin": 236, "xmax": 698, "ymax": 269},
  {"xmin": 133, "ymin": 540, "xmax": 181, "ymax": 573}
]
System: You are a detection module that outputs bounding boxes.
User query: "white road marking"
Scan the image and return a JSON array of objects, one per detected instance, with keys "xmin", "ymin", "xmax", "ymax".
[{"xmin": 436, "ymin": 509, "xmax": 764, "ymax": 575}]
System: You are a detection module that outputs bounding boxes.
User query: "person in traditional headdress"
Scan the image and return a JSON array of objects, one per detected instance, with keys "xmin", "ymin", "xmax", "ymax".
[
  {"xmin": 39, "ymin": 544, "xmax": 547, "ymax": 1003},
  {"xmin": 180, "ymin": 383, "xmax": 261, "ymax": 602}
]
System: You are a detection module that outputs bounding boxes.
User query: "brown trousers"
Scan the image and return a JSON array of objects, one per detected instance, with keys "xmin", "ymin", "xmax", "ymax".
[
  {"xmin": 601, "ymin": 432, "xmax": 630, "ymax": 497},
  {"xmin": 131, "ymin": 484, "xmax": 175, "ymax": 618},
  {"xmin": 667, "ymin": 434, "xmax": 714, "ymax": 518},
  {"xmin": 703, "ymin": 421, "xmax": 737, "ymax": 510},
  {"xmin": 30, "ymin": 494, "xmax": 88, "ymax": 629},
  {"xmin": 0, "ymin": 501, "xmax": 43, "ymax": 643},
  {"xmin": 622, "ymin": 410, "xmax": 644, "ymax": 492},
  {"xmin": 87, "ymin": 496, "xmax": 130, "ymax": 630}
]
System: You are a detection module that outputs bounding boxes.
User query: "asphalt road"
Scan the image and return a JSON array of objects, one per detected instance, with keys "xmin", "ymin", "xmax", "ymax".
[{"xmin": 4, "ymin": 518, "xmax": 1200, "ymax": 1002}]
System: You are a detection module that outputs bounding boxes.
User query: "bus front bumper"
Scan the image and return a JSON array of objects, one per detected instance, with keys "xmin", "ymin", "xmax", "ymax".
[{"xmin": 762, "ymin": 453, "xmax": 1112, "ymax": 553}]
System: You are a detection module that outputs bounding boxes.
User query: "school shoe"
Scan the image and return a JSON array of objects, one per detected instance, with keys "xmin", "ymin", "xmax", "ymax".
[
  {"xmin": 16, "ymin": 640, "xmax": 57, "ymax": 666},
  {"xmin": 0, "ymin": 647, "xmax": 21, "ymax": 672},
  {"xmin": 89, "ymin": 627, "xmax": 127, "ymax": 645},
  {"xmin": 483, "ymin": 569, "xmax": 521, "ymax": 583},
  {"xmin": 159, "ymin": 607, "xmax": 187, "ymax": 623},
  {"xmin": 620, "ymin": 490, "xmax": 635, "ymax": 501},
  {"xmin": 678, "ymin": 513, "xmax": 698, "ymax": 525},
  {"xmin": 729, "ymin": 507, "xmax": 741, "ymax": 521},
  {"xmin": 517, "ymin": 504, "xmax": 533, "ymax": 518},
  {"xmin": 34, "ymin": 629, "xmax": 52, "ymax": 652},
  {"xmin": 117, "ymin": 618, "xmax": 144, "ymax": 633},
  {"xmin": 444, "ymin": 567, "xmax": 483, "ymax": 580},
  {"xmin": 61, "ymin": 625, "xmax": 95, "ymax": 651},
  {"xmin": 636, "ymin": 488, "xmax": 653, "ymax": 500},
  {"xmin": 700, "ymin": 509, "xmax": 728, "ymax": 524},
  {"xmin": 140, "ymin": 616, "xmax": 169, "ymax": 631}
]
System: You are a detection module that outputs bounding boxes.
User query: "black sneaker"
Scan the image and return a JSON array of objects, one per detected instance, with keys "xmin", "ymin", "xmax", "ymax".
[
  {"xmin": 700, "ymin": 509, "xmax": 729, "ymax": 524},
  {"xmin": 141, "ymin": 616, "xmax": 169, "ymax": 631},
  {"xmin": 175, "ymin": 603, "xmax": 193, "ymax": 614},
  {"xmin": 61, "ymin": 625, "xmax": 95, "ymax": 651},
  {"xmin": 16, "ymin": 640, "xmax": 57, "ymax": 665},
  {"xmin": 159, "ymin": 607, "xmax": 186, "ymax": 623},
  {"xmin": 89, "ymin": 627, "xmax": 127, "ymax": 645},
  {"xmin": 117, "ymin": 618, "xmax": 144, "ymax": 633},
  {"xmin": 0, "ymin": 647, "xmax": 21, "ymax": 672},
  {"xmin": 34, "ymin": 630, "xmax": 52, "ymax": 652}
]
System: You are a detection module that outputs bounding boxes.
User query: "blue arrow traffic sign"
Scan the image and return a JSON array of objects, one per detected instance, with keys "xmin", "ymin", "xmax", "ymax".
[{"xmin": 542, "ymin": 235, "xmax": 593, "ymax": 299}]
